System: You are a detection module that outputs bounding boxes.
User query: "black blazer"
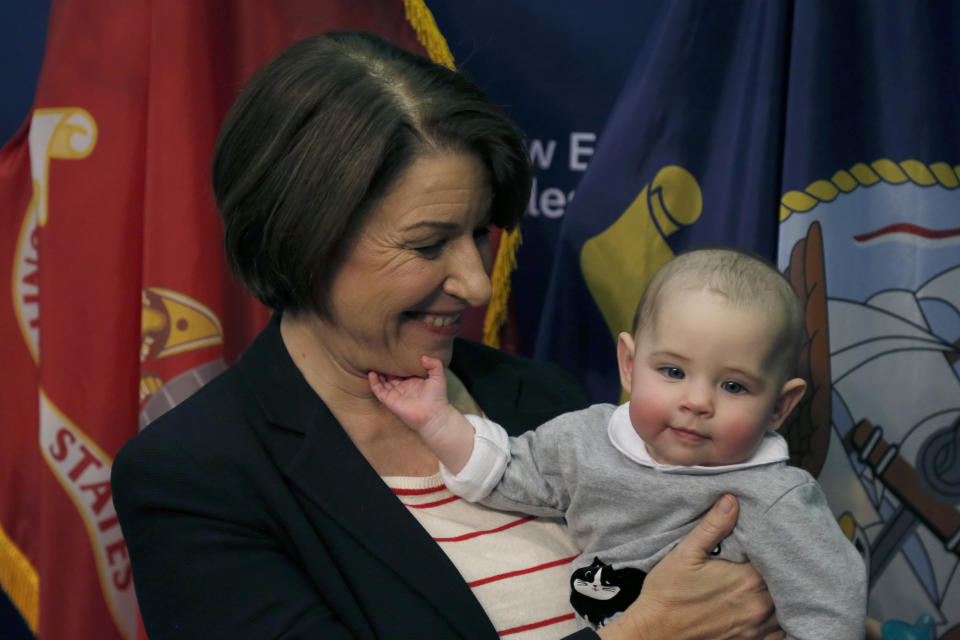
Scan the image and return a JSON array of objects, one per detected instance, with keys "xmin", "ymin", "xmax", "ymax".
[{"xmin": 113, "ymin": 316, "xmax": 592, "ymax": 639}]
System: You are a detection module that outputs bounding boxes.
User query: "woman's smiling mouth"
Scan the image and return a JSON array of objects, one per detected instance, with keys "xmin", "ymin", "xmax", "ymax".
[{"xmin": 406, "ymin": 311, "xmax": 462, "ymax": 333}]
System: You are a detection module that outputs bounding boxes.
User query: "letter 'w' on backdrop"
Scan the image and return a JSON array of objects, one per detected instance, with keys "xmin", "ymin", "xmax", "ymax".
[
  {"xmin": 0, "ymin": 2, "xmax": 428, "ymax": 639},
  {"xmin": 535, "ymin": 0, "xmax": 960, "ymax": 636}
]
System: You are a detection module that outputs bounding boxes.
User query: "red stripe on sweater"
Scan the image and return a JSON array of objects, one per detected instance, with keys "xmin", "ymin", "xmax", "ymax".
[
  {"xmin": 434, "ymin": 516, "xmax": 537, "ymax": 542},
  {"xmin": 392, "ymin": 485, "xmax": 446, "ymax": 496},
  {"xmin": 468, "ymin": 555, "xmax": 578, "ymax": 587},
  {"xmin": 499, "ymin": 612, "xmax": 576, "ymax": 636},
  {"xmin": 403, "ymin": 494, "xmax": 459, "ymax": 509}
]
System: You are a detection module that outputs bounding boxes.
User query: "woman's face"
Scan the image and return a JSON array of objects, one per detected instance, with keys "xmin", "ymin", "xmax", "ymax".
[{"xmin": 320, "ymin": 151, "xmax": 494, "ymax": 378}]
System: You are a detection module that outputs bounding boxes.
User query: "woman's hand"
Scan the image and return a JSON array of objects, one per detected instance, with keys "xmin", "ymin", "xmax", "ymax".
[{"xmin": 598, "ymin": 495, "xmax": 783, "ymax": 640}]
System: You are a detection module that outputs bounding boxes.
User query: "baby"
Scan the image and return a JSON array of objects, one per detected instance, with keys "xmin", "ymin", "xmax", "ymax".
[{"xmin": 370, "ymin": 248, "xmax": 866, "ymax": 638}]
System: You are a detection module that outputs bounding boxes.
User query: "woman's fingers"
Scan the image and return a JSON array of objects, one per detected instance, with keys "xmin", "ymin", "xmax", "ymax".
[
  {"xmin": 756, "ymin": 603, "xmax": 783, "ymax": 640},
  {"xmin": 674, "ymin": 494, "xmax": 738, "ymax": 561},
  {"xmin": 622, "ymin": 494, "xmax": 782, "ymax": 640}
]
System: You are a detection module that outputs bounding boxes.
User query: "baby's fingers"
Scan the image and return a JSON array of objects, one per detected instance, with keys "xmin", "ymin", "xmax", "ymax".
[
  {"xmin": 420, "ymin": 355, "xmax": 447, "ymax": 383},
  {"xmin": 421, "ymin": 355, "xmax": 442, "ymax": 371},
  {"xmin": 368, "ymin": 371, "xmax": 386, "ymax": 396}
]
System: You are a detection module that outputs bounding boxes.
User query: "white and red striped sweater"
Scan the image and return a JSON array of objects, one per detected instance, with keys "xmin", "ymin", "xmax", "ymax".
[{"xmin": 383, "ymin": 472, "xmax": 579, "ymax": 639}]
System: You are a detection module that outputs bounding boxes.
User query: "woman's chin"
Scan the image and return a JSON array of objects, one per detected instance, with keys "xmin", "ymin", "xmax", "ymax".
[
  {"xmin": 433, "ymin": 344, "xmax": 455, "ymax": 367},
  {"xmin": 374, "ymin": 350, "xmax": 451, "ymax": 380},
  {"xmin": 411, "ymin": 336, "xmax": 456, "ymax": 366}
]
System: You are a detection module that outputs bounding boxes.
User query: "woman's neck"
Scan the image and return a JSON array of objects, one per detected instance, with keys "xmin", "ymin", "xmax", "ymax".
[{"xmin": 279, "ymin": 313, "xmax": 441, "ymax": 477}]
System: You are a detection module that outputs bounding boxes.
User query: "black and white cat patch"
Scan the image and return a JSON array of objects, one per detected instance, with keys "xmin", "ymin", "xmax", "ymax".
[{"xmin": 569, "ymin": 557, "xmax": 647, "ymax": 628}]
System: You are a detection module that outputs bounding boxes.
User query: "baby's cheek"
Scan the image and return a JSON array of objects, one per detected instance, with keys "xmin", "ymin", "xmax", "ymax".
[
  {"xmin": 629, "ymin": 392, "xmax": 666, "ymax": 436},
  {"xmin": 718, "ymin": 414, "xmax": 767, "ymax": 458}
]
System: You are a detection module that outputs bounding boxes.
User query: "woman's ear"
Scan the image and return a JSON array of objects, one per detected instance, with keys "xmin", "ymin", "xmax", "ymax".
[
  {"xmin": 617, "ymin": 332, "xmax": 637, "ymax": 396},
  {"xmin": 769, "ymin": 377, "xmax": 807, "ymax": 431}
]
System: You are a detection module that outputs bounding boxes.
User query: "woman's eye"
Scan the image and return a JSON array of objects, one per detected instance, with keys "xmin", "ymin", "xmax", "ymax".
[
  {"xmin": 721, "ymin": 381, "xmax": 746, "ymax": 394},
  {"xmin": 660, "ymin": 367, "xmax": 684, "ymax": 379},
  {"xmin": 414, "ymin": 242, "xmax": 445, "ymax": 258}
]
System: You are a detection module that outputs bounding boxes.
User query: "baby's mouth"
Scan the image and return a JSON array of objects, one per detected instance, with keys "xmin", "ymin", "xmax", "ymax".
[{"xmin": 669, "ymin": 426, "xmax": 709, "ymax": 441}]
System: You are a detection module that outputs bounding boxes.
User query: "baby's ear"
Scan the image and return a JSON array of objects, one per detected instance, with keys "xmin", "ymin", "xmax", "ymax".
[
  {"xmin": 769, "ymin": 378, "xmax": 807, "ymax": 430},
  {"xmin": 616, "ymin": 332, "xmax": 636, "ymax": 396}
]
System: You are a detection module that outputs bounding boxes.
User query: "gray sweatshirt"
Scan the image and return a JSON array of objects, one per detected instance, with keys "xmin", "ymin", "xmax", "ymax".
[{"xmin": 443, "ymin": 403, "xmax": 867, "ymax": 639}]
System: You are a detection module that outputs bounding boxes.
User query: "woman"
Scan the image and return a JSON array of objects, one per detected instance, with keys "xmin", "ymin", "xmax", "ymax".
[{"xmin": 112, "ymin": 30, "xmax": 781, "ymax": 639}]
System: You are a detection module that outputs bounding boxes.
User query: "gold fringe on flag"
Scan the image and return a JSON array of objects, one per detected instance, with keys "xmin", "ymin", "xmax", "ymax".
[
  {"xmin": 402, "ymin": 0, "xmax": 455, "ymax": 70},
  {"xmin": 482, "ymin": 227, "xmax": 522, "ymax": 347},
  {"xmin": 402, "ymin": 0, "xmax": 523, "ymax": 348},
  {"xmin": 0, "ymin": 519, "xmax": 39, "ymax": 633}
]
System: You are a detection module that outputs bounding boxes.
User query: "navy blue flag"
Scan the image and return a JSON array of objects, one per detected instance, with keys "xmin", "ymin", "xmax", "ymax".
[
  {"xmin": 536, "ymin": 1, "xmax": 960, "ymax": 635},
  {"xmin": 776, "ymin": 2, "xmax": 960, "ymax": 637},
  {"xmin": 534, "ymin": 1, "xmax": 790, "ymax": 403}
]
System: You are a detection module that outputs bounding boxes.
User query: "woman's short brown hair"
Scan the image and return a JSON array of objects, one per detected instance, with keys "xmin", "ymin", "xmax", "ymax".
[{"xmin": 212, "ymin": 30, "xmax": 531, "ymax": 315}]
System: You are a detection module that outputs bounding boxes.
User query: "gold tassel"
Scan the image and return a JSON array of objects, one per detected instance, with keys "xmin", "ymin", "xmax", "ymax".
[
  {"xmin": 482, "ymin": 227, "xmax": 522, "ymax": 347},
  {"xmin": 402, "ymin": 0, "xmax": 522, "ymax": 348},
  {"xmin": 0, "ymin": 519, "xmax": 39, "ymax": 633},
  {"xmin": 402, "ymin": 0, "xmax": 455, "ymax": 70}
]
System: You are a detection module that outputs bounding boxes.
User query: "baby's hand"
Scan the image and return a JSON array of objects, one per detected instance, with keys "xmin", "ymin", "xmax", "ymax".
[
  {"xmin": 370, "ymin": 355, "xmax": 477, "ymax": 473},
  {"xmin": 369, "ymin": 355, "xmax": 449, "ymax": 433}
]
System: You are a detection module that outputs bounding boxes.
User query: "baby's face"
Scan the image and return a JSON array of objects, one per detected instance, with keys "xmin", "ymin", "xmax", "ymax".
[{"xmin": 623, "ymin": 289, "xmax": 789, "ymax": 466}]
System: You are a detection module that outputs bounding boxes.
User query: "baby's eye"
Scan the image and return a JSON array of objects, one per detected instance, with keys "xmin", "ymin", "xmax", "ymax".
[
  {"xmin": 721, "ymin": 380, "xmax": 746, "ymax": 394},
  {"xmin": 660, "ymin": 367, "xmax": 684, "ymax": 380}
]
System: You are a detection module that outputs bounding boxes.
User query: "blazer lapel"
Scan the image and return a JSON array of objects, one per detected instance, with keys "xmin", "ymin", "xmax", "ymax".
[
  {"xmin": 286, "ymin": 418, "xmax": 497, "ymax": 638},
  {"xmin": 238, "ymin": 317, "xmax": 497, "ymax": 639}
]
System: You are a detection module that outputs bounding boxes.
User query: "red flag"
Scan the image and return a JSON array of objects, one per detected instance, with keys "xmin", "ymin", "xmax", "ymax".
[{"xmin": 0, "ymin": 2, "xmax": 426, "ymax": 638}]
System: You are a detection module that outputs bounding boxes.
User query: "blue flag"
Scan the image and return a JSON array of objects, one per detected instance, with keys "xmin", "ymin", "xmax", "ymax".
[
  {"xmin": 534, "ymin": 1, "xmax": 791, "ymax": 403},
  {"xmin": 536, "ymin": 0, "xmax": 960, "ymax": 635},
  {"xmin": 776, "ymin": 2, "xmax": 960, "ymax": 636}
]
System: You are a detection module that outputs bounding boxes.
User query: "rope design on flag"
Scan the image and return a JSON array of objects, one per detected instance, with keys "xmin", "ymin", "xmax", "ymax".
[
  {"xmin": 0, "ymin": 519, "xmax": 38, "ymax": 632},
  {"xmin": 780, "ymin": 158, "xmax": 960, "ymax": 221},
  {"xmin": 402, "ymin": 0, "xmax": 522, "ymax": 348}
]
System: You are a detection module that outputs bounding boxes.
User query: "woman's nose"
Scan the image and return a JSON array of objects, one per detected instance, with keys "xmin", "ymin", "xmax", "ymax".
[{"xmin": 443, "ymin": 236, "xmax": 493, "ymax": 307}]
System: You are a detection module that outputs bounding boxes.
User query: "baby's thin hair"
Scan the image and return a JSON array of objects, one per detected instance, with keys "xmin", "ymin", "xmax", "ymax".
[{"xmin": 632, "ymin": 248, "xmax": 804, "ymax": 379}]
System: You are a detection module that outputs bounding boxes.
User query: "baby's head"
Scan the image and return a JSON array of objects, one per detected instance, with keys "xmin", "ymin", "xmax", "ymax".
[{"xmin": 617, "ymin": 248, "xmax": 807, "ymax": 467}]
